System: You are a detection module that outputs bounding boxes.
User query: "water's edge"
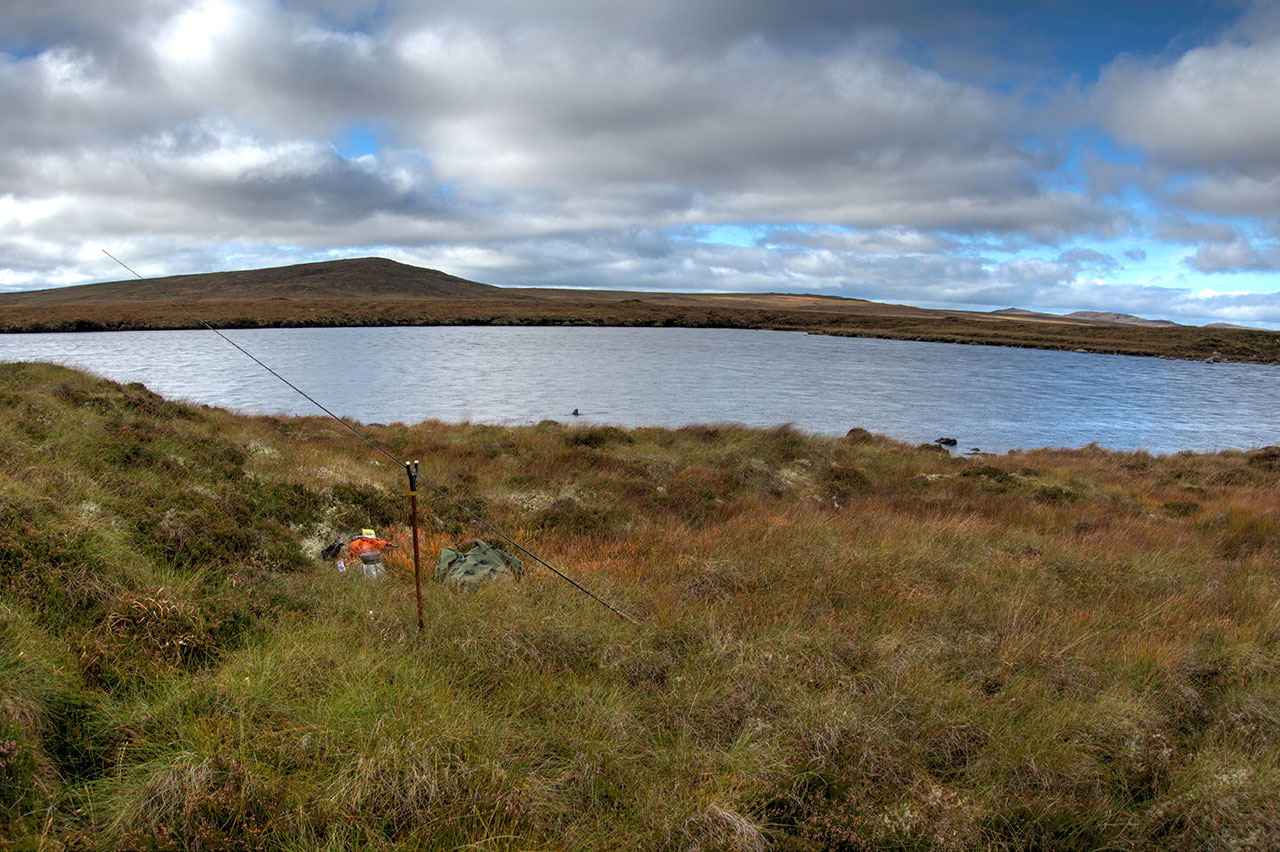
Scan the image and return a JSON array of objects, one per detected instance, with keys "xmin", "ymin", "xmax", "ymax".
[{"xmin": 1, "ymin": 326, "xmax": 1276, "ymax": 455}]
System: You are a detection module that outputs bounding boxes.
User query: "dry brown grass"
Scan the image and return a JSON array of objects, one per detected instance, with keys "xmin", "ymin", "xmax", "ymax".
[
  {"xmin": 2, "ymin": 258, "xmax": 1277, "ymax": 363},
  {"xmin": 2, "ymin": 363, "xmax": 1279, "ymax": 849}
]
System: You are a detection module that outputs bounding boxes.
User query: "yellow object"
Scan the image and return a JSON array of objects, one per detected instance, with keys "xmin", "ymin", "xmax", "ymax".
[{"xmin": 361, "ymin": 528, "xmax": 376, "ymax": 538}]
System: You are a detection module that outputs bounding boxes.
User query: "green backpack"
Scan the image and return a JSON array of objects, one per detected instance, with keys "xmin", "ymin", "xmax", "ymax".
[{"xmin": 435, "ymin": 539, "xmax": 523, "ymax": 587}]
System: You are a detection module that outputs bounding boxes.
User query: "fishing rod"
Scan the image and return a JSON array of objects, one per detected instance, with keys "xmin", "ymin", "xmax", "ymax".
[{"xmin": 102, "ymin": 250, "xmax": 637, "ymax": 626}]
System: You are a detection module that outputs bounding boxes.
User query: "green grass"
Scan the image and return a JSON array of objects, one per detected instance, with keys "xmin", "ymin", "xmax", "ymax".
[{"xmin": 2, "ymin": 362, "xmax": 1278, "ymax": 850}]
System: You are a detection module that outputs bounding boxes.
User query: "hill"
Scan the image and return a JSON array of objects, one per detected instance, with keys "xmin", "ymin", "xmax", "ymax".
[
  {"xmin": 987, "ymin": 307, "xmax": 1098, "ymax": 324},
  {"xmin": 1206, "ymin": 321, "xmax": 1265, "ymax": 331},
  {"xmin": 0, "ymin": 258, "xmax": 957, "ymax": 319},
  {"xmin": 1, "ymin": 258, "xmax": 1278, "ymax": 364},
  {"xmin": 0, "ymin": 257, "xmax": 508, "ymax": 305},
  {"xmin": 987, "ymin": 308, "xmax": 1182, "ymax": 328},
  {"xmin": 1066, "ymin": 310, "xmax": 1181, "ymax": 328},
  {"xmin": 3, "ymin": 362, "xmax": 1279, "ymax": 849}
]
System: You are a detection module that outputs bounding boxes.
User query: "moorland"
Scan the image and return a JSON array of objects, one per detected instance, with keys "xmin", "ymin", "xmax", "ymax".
[
  {"xmin": 1, "ymin": 257, "xmax": 1277, "ymax": 364},
  {"xmin": 3, "ymin": 361, "xmax": 1278, "ymax": 850}
]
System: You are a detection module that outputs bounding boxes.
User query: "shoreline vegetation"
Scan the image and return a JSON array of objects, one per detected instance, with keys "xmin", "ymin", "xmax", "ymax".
[
  {"xmin": 1, "ymin": 257, "xmax": 1278, "ymax": 364},
  {"xmin": 3, "ymin": 361, "xmax": 1279, "ymax": 850}
]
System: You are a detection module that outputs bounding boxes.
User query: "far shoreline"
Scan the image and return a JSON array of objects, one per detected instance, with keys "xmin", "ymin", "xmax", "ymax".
[
  {"xmin": 1, "ymin": 258, "xmax": 1275, "ymax": 365},
  {"xmin": 2, "ymin": 296, "xmax": 1279, "ymax": 366}
]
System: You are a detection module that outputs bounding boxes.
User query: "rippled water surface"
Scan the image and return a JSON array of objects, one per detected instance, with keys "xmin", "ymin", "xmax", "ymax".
[{"xmin": 1, "ymin": 326, "xmax": 1276, "ymax": 454}]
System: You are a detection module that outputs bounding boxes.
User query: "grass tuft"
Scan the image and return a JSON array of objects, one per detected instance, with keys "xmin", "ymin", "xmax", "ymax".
[{"xmin": 1, "ymin": 362, "xmax": 1278, "ymax": 850}]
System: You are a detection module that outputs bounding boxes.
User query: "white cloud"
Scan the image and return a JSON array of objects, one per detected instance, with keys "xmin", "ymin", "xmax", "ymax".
[
  {"xmin": 1094, "ymin": 10, "xmax": 1280, "ymax": 227},
  {"xmin": 0, "ymin": 0, "xmax": 1121, "ymax": 291},
  {"xmin": 1153, "ymin": 217, "xmax": 1241, "ymax": 244},
  {"xmin": 761, "ymin": 227, "xmax": 956, "ymax": 254},
  {"xmin": 379, "ymin": 26, "xmax": 1107, "ymax": 235},
  {"xmin": 1057, "ymin": 247, "xmax": 1119, "ymax": 271},
  {"xmin": 1170, "ymin": 173, "xmax": 1280, "ymax": 219},
  {"xmin": 0, "ymin": 0, "xmax": 1278, "ymax": 329},
  {"xmin": 1096, "ymin": 28, "xmax": 1280, "ymax": 173},
  {"xmin": 1184, "ymin": 237, "xmax": 1280, "ymax": 273}
]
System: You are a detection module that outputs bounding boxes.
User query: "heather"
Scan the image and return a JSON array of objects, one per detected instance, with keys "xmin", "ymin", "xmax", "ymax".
[{"xmin": 2, "ymin": 361, "xmax": 1278, "ymax": 850}]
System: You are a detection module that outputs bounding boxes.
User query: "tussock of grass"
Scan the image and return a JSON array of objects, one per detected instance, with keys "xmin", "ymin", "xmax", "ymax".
[{"xmin": 1, "ymin": 361, "xmax": 1279, "ymax": 850}]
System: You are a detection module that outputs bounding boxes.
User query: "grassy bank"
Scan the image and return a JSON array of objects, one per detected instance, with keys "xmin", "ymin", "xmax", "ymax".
[
  {"xmin": 2, "ymin": 362, "xmax": 1279, "ymax": 850},
  {"xmin": 3, "ymin": 258, "xmax": 1277, "ymax": 363},
  {"xmin": 2, "ymin": 298, "xmax": 1279, "ymax": 365}
]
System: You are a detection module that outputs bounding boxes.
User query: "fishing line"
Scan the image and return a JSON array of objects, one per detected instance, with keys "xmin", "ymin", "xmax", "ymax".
[{"xmin": 102, "ymin": 250, "xmax": 637, "ymax": 623}]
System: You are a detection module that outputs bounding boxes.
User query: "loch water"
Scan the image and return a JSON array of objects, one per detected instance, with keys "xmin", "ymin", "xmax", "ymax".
[{"xmin": 1, "ymin": 326, "xmax": 1276, "ymax": 454}]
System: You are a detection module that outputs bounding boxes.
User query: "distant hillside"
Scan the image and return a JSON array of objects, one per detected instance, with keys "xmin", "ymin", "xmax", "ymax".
[
  {"xmin": 988, "ymin": 308, "xmax": 1180, "ymax": 328},
  {"xmin": 0, "ymin": 257, "xmax": 510, "ymax": 305},
  {"xmin": 2, "ymin": 257, "xmax": 1277, "ymax": 365},
  {"xmin": 0, "ymin": 258, "xmax": 952, "ymax": 319},
  {"xmin": 1066, "ymin": 310, "xmax": 1180, "ymax": 328},
  {"xmin": 987, "ymin": 308, "xmax": 1096, "ymax": 325},
  {"xmin": 1205, "ymin": 321, "xmax": 1263, "ymax": 331}
]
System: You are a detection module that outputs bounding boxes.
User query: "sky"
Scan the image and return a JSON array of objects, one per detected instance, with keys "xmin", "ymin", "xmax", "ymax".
[{"xmin": 3, "ymin": 1, "xmax": 1280, "ymax": 328}]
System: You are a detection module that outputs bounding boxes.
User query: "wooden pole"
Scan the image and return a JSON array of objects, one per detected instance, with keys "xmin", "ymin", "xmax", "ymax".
[{"xmin": 406, "ymin": 461, "xmax": 424, "ymax": 635}]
